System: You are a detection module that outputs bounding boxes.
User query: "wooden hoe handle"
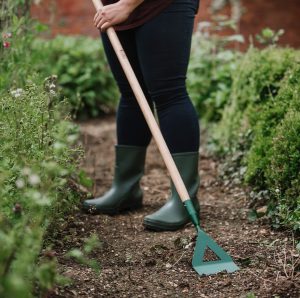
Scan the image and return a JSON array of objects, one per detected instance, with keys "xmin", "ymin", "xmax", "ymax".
[{"xmin": 91, "ymin": 0, "xmax": 191, "ymax": 203}]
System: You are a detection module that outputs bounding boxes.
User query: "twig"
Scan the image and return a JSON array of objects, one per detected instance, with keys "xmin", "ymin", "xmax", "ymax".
[{"xmin": 169, "ymin": 250, "xmax": 187, "ymax": 269}]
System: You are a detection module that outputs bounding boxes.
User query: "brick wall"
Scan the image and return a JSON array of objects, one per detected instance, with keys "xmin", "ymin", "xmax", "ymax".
[{"xmin": 31, "ymin": 0, "xmax": 300, "ymax": 48}]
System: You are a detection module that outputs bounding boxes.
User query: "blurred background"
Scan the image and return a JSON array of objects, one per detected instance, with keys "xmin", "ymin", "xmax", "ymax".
[{"xmin": 30, "ymin": 0, "xmax": 300, "ymax": 48}]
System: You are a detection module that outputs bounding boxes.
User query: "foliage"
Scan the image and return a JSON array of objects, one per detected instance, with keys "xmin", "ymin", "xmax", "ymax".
[
  {"xmin": 32, "ymin": 35, "xmax": 118, "ymax": 119},
  {"xmin": 67, "ymin": 234, "xmax": 102, "ymax": 274},
  {"xmin": 0, "ymin": 3, "xmax": 49, "ymax": 95},
  {"xmin": 188, "ymin": 17, "xmax": 243, "ymax": 123},
  {"xmin": 0, "ymin": 80, "xmax": 81, "ymax": 297},
  {"xmin": 256, "ymin": 28, "xmax": 285, "ymax": 46},
  {"xmin": 1, "ymin": 13, "xmax": 118, "ymax": 120},
  {"xmin": 209, "ymin": 47, "xmax": 300, "ymax": 231},
  {"xmin": 0, "ymin": 7, "xmax": 83, "ymax": 296},
  {"xmin": 211, "ymin": 47, "xmax": 296, "ymax": 152},
  {"xmin": 0, "ymin": 0, "xmax": 32, "ymax": 29},
  {"xmin": 210, "ymin": 0, "xmax": 244, "ymax": 24}
]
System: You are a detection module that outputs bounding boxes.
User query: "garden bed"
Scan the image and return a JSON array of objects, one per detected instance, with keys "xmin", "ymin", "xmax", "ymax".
[{"xmin": 49, "ymin": 116, "xmax": 299, "ymax": 297}]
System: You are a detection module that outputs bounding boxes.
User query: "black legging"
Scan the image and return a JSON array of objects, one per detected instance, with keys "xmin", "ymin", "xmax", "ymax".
[{"xmin": 101, "ymin": 0, "xmax": 200, "ymax": 154}]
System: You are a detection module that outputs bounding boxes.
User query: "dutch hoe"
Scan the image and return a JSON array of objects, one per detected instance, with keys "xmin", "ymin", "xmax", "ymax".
[{"xmin": 91, "ymin": 0, "xmax": 239, "ymax": 276}]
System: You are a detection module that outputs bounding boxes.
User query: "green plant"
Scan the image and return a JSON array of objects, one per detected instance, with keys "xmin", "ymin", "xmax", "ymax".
[
  {"xmin": 256, "ymin": 28, "xmax": 285, "ymax": 46},
  {"xmin": 265, "ymin": 105, "xmax": 300, "ymax": 230},
  {"xmin": 210, "ymin": 47, "xmax": 300, "ymax": 230},
  {"xmin": 0, "ymin": 80, "xmax": 81, "ymax": 297},
  {"xmin": 0, "ymin": 4, "xmax": 48, "ymax": 94},
  {"xmin": 32, "ymin": 35, "xmax": 119, "ymax": 118},
  {"xmin": 0, "ymin": 5, "xmax": 95, "ymax": 297},
  {"xmin": 66, "ymin": 234, "xmax": 101, "ymax": 274},
  {"xmin": 0, "ymin": 0, "xmax": 33, "ymax": 29},
  {"xmin": 188, "ymin": 18, "xmax": 243, "ymax": 123},
  {"xmin": 211, "ymin": 47, "xmax": 297, "ymax": 154}
]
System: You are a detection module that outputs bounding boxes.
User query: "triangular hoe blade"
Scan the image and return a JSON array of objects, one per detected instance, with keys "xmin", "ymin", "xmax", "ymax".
[{"xmin": 192, "ymin": 229, "xmax": 239, "ymax": 276}]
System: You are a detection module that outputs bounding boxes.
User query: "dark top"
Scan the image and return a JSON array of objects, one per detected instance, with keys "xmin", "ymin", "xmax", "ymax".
[{"xmin": 102, "ymin": 0, "xmax": 199, "ymax": 31}]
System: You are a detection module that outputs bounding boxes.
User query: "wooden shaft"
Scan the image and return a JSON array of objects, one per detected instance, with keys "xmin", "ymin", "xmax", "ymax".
[{"xmin": 92, "ymin": 0, "xmax": 191, "ymax": 202}]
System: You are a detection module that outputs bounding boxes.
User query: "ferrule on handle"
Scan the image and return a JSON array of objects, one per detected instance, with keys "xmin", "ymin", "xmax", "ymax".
[{"xmin": 184, "ymin": 200, "xmax": 201, "ymax": 232}]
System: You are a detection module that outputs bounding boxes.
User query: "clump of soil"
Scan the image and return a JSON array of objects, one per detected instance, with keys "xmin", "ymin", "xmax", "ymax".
[{"xmin": 50, "ymin": 116, "xmax": 300, "ymax": 298}]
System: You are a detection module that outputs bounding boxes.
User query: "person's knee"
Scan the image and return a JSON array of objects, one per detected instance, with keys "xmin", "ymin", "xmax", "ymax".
[
  {"xmin": 119, "ymin": 84, "xmax": 153, "ymax": 110},
  {"xmin": 151, "ymin": 86, "xmax": 189, "ymax": 112}
]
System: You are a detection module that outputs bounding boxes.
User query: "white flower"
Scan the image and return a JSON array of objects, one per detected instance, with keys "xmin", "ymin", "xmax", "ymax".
[
  {"xmin": 28, "ymin": 174, "xmax": 41, "ymax": 186},
  {"xmin": 67, "ymin": 134, "xmax": 77, "ymax": 143},
  {"xmin": 49, "ymin": 83, "xmax": 56, "ymax": 89},
  {"xmin": 10, "ymin": 88, "xmax": 23, "ymax": 98},
  {"xmin": 21, "ymin": 167, "xmax": 31, "ymax": 176},
  {"xmin": 16, "ymin": 178, "xmax": 25, "ymax": 189}
]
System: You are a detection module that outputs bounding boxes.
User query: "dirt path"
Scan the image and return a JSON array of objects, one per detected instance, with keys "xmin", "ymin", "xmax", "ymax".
[{"xmin": 51, "ymin": 116, "xmax": 299, "ymax": 298}]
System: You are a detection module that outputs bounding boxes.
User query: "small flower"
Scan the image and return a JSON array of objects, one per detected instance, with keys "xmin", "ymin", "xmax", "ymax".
[
  {"xmin": 21, "ymin": 167, "xmax": 31, "ymax": 176},
  {"xmin": 2, "ymin": 32, "xmax": 12, "ymax": 39},
  {"xmin": 67, "ymin": 134, "xmax": 77, "ymax": 143},
  {"xmin": 49, "ymin": 83, "xmax": 56, "ymax": 89},
  {"xmin": 28, "ymin": 174, "xmax": 41, "ymax": 186},
  {"xmin": 16, "ymin": 178, "xmax": 25, "ymax": 189},
  {"xmin": 3, "ymin": 41, "xmax": 10, "ymax": 48},
  {"xmin": 13, "ymin": 203, "xmax": 22, "ymax": 215},
  {"xmin": 10, "ymin": 88, "xmax": 24, "ymax": 98}
]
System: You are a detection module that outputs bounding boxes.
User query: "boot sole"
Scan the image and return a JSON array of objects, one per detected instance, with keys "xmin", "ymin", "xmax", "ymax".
[
  {"xmin": 82, "ymin": 198, "xmax": 143, "ymax": 215},
  {"xmin": 143, "ymin": 218, "xmax": 190, "ymax": 231}
]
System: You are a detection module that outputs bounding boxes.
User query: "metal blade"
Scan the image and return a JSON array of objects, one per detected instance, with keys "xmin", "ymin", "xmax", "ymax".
[{"xmin": 192, "ymin": 229, "xmax": 240, "ymax": 276}]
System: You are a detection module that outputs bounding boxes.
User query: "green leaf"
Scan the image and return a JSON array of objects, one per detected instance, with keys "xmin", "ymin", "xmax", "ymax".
[{"xmin": 78, "ymin": 170, "xmax": 93, "ymax": 188}]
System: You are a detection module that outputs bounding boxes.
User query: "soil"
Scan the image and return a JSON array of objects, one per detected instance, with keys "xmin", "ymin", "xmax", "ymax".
[{"xmin": 49, "ymin": 116, "xmax": 300, "ymax": 298}]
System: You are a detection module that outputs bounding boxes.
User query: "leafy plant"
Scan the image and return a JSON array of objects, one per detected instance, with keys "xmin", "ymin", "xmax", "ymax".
[
  {"xmin": 188, "ymin": 17, "xmax": 243, "ymax": 123},
  {"xmin": 32, "ymin": 35, "xmax": 119, "ymax": 119},
  {"xmin": 66, "ymin": 234, "xmax": 101, "ymax": 274},
  {"xmin": 210, "ymin": 46, "xmax": 300, "ymax": 230},
  {"xmin": 0, "ymin": 79, "xmax": 81, "ymax": 297},
  {"xmin": 256, "ymin": 28, "xmax": 285, "ymax": 46}
]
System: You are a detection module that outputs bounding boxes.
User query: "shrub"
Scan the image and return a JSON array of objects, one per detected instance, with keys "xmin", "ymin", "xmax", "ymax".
[
  {"xmin": 266, "ymin": 109, "xmax": 300, "ymax": 230},
  {"xmin": 0, "ymin": 80, "xmax": 81, "ymax": 297},
  {"xmin": 33, "ymin": 35, "xmax": 119, "ymax": 119},
  {"xmin": 211, "ymin": 47, "xmax": 297, "ymax": 153},
  {"xmin": 245, "ymin": 63, "xmax": 300, "ymax": 186},
  {"xmin": 210, "ymin": 47, "xmax": 300, "ymax": 230}
]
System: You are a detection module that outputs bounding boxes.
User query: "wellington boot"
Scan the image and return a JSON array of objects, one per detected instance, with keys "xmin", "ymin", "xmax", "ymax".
[
  {"xmin": 83, "ymin": 145, "xmax": 147, "ymax": 214},
  {"xmin": 144, "ymin": 151, "xmax": 200, "ymax": 231}
]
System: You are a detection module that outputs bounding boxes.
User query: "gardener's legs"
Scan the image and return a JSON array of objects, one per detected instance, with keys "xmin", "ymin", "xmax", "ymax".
[
  {"xmin": 135, "ymin": 0, "xmax": 200, "ymax": 154},
  {"xmin": 83, "ymin": 30, "xmax": 152, "ymax": 214},
  {"xmin": 136, "ymin": 0, "xmax": 201, "ymax": 230},
  {"xmin": 101, "ymin": 30, "xmax": 153, "ymax": 147}
]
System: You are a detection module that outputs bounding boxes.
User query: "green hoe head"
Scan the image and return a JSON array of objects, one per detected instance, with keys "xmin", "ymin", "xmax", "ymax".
[
  {"xmin": 192, "ymin": 229, "xmax": 240, "ymax": 276},
  {"xmin": 184, "ymin": 199, "xmax": 239, "ymax": 276}
]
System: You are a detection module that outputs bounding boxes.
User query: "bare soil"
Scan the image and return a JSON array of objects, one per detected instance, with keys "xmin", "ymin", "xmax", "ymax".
[{"xmin": 50, "ymin": 116, "xmax": 300, "ymax": 298}]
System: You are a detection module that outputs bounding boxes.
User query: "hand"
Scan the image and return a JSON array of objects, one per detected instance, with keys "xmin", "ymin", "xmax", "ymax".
[{"xmin": 94, "ymin": 1, "xmax": 142, "ymax": 32}]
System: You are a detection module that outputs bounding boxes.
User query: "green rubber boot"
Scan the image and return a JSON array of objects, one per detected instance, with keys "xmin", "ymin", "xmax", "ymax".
[
  {"xmin": 143, "ymin": 151, "xmax": 200, "ymax": 231},
  {"xmin": 83, "ymin": 145, "xmax": 147, "ymax": 214}
]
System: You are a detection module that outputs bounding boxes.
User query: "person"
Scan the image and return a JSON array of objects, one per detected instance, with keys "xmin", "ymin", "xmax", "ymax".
[{"xmin": 83, "ymin": 0, "xmax": 201, "ymax": 231}]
